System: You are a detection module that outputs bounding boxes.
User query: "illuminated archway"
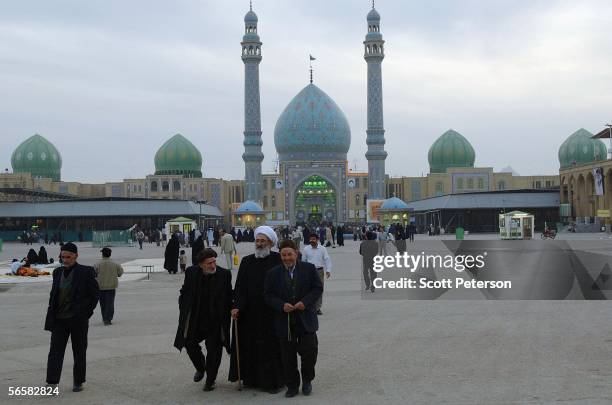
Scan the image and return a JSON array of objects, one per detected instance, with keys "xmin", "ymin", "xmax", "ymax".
[{"xmin": 294, "ymin": 175, "xmax": 337, "ymax": 225}]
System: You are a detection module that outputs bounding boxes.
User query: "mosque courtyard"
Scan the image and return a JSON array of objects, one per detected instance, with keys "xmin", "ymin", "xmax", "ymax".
[{"xmin": 1, "ymin": 235, "xmax": 612, "ymax": 404}]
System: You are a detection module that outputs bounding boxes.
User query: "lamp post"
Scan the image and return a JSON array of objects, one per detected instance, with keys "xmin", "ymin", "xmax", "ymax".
[{"xmin": 606, "ymin": 124, "xmax": 612, "ymax": 160}]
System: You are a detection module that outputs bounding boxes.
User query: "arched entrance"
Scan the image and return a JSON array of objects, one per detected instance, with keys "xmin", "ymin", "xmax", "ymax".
[{"xmin": 294, "ymin": 175, "xmax": 337, "ymax": 226}]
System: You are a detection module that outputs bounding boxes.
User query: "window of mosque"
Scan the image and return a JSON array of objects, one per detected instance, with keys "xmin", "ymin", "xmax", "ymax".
[
  {"xmin": 546, "ymin": 180, "xmax": 552, "ymax": 188},
  {"xmin": 498, "ymin": 181, "xmax": 505, "ymax": 190},
  {"xmin": 263, "ymin": 196, "xmax": 268, "ymax": 208},
  {"xmin": 354, "ymin": 178, "xmax": 360, "ymax": 188},
  {"xmin": 535, "ymin": 181, "xmax": 541, "ymax": 188},
  {"xmin": 271, "ymin": 195, "xmax": 276, "ymax": 207},
  {"xmin": 477, "ymin": 178, "xmax": 484, "ymax": 189},
  {"xmin": 363, "ymin": 194, "xmax": 368, "ymax": 206},
  {"xmin": 173, "ymin": 181, "xmax": 181, "ymax": 191},
  {"xmin": 150, "ymin": 181, "xmax": 158, "ymax": 192},
  {"xmin": 467, "ymin": 178, "xmax": 474, "ymax": 189},
  {"xmin": 457, "ymin": 178, "xmax": 464, "ymax": 189},
  {"xmin": 263, "ymin": 179, "xmax": 267, "ymax": 190},
  {"xmin": 435, "ymin": 182, "xmax": 444, "ymax": 196},
  {"xmin": 355, "ymin": 193, "xmax": 360, "ymax": 205},
  {"xmin": 162, "ymin": 181, "xmax": 169, "ymax": 192}
]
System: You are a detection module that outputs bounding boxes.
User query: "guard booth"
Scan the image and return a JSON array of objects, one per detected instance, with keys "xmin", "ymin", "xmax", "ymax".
[
  {"xmin": 499, "ymin": 211, "xmax": 534, "ymax": 240},
  {"xmin": 165, "ymin": 217, "xmax": 197, "ymax": 236}
]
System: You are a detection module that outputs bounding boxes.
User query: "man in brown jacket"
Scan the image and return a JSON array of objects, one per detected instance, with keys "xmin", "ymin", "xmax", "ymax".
[{"xmin": 93, "ymin": 247, "xmax": 124, "ymax": 325}]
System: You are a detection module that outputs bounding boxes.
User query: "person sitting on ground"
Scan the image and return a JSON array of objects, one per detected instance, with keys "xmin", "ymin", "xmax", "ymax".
[{"xmin": 10, "ymin": 259, "xmax": 22, "ymax": 275}]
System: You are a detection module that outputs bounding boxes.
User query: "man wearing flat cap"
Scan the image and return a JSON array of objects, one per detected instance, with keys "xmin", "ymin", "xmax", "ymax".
[
  {"xmin": 229, "ymin": 225, "xmax": 284, "ymax": 393},
  {"xmin": 45, "ymin": 242, "xmax": 99, "ymax": 392},
  {"xmin": 174, "ymin": 248, "xmax": 232, "ymax": 392},
  {"xmin": 94, "ymin": 247, "xmax": 124, "ymax": 325}
]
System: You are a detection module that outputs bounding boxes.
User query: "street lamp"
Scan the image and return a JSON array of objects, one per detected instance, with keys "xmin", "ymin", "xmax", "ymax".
[{"xmin": 606, "ymin": 124, "xmax": 612, "ymax": 160}]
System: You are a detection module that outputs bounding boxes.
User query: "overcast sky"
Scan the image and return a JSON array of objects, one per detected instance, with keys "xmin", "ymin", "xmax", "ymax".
[{"xmin": 1, "ymin": 0, "xmax": 611, "ymax": 183}]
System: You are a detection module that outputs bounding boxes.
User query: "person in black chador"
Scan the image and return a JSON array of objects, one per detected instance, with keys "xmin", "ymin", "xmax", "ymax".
[
  {"xmin": 174, "ymin": 248, "xmax": 232, "ymax": 392},
  {"xmin": 45, "ymin": 242, "xmax": 99, "ymax": 393},
  {"xmin": 164, "ymin": 234, "xmax": 180, "ymax": 274},
  {"xmin": 264, "ymin": 239, "xmax": 323, "ymax": 398},
  {"xmin": 229, "ymin": 226, "xmax": 284, "ymax": 393},
  {"xmin": 191, "ymin": 234, "xmax": 205, "ymax": 266}
]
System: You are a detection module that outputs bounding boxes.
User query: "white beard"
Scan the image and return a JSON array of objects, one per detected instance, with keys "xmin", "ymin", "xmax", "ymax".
[{"xmin": 254, "ymin": 246, "xmax": 271, "ymax": 258}]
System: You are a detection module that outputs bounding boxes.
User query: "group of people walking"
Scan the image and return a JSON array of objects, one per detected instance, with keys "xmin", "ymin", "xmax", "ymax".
[
  {"xmin": 43, "ymin": 225, "xmax": 329, "ymax": 398},
  {"xmin": 174, "ymin": 225, "xmax": 325, "ymax": 397}
]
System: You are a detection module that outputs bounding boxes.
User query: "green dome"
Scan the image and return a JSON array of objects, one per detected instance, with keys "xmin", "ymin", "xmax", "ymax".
[
  {"xmin": 11, "ymin": 134, "xmax": 62, "ymax": 181},
  {"xmin": 428, "ymin": 129, "xmax": 476, "ymax": 173},
  {"xmin": 558, "ymin": 128, "xmax": 606, "ymax": 169},
  {"xmin": 154, "ymin": 134, "xmax": 202, "ymax": 177}
]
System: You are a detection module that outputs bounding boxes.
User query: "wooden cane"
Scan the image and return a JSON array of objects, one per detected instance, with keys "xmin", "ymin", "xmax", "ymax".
[{"xmin": 233, "ymin": 318, "xmax": 242, "ymax": 390}]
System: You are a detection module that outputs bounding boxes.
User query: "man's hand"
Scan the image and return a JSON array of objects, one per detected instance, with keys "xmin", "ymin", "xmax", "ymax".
[
  {"xmin": 283, "ymin": 303, "xmax": 295, "ymax": 313},
  {"xmin": 231, "ymin": 309, "xmax": 239, "ymax": 319},
  {"xmin": 294, "ymin": 301, "xmax": 305, "ymax": 311},
  {"xmin": 326, "ymin": 271, "xmax": 331, "ymax": 279}
]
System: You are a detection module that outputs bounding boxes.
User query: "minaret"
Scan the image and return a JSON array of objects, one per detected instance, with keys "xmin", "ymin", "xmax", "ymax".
[
  {"xmin": 364, "ymin": 2, "xmax": 387, "ymax": 199},
  {"xmin": 241, "ymin": 2, "xmax": 264, "ymax": 203}
]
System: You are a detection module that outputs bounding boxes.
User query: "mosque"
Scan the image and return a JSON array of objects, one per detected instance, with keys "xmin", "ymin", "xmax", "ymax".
[{"xmin": 1, "ymin": 3, "xmax": 575, "ymax": 239}]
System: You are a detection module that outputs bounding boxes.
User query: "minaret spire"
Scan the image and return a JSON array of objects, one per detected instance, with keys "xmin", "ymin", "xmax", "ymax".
[
  {"xmin": 364, "ymin": 2, "xmax": 387, "ymax": 199},
  {"xmin": 309, "ymin": 54, "xmax": 316, "ymax": 84},
  {"xmin": 241, "ymin": 3, "xmax": 264, "ymax": 203}
]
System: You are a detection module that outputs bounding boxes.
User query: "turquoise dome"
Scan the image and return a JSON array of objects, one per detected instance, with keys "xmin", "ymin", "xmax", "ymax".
[
  {"xmin": 428, "ymin": 129, "xmax": 476, "ymax": 173},
  {"xmin": 274, "ymin": 84, "xmax": 351, "ymax": 161},
  {"xmin": 154, "ymin": 134, "xmax": 203, "ymax": 178},
  {"xmin": 244, "ymin": 10, "xmax": 258, "ymax": 23},
  {"xmin": 380, "ymin": 197, "xmax": 409, "ymax": 210},
  {"xmin": 558, "ymin": 128, "xmax": 607, "ymax": 169},
  {"xmin": 367, "ymin": 8, "xmax": 380, "ymax": 21},
  {"xmin": 11, "ymin": 134, "xmax": 62, "ymax": 181},
  {"xmin": 236, "ymin": 200, "xmax": 264, "ymax": 213}
]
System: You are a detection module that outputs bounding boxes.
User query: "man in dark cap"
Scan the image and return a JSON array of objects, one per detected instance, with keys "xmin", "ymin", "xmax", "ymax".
[
  {"xmin": 45, "ymin": 242, "xmax": 99, "ymax": 392},
  {"xmin": 94, "ymin": 247, "xmax": 124, "ymax": 325},
  {"xmin": 174, "ymin": 248, "xmax": 232, "ymax": 392}
]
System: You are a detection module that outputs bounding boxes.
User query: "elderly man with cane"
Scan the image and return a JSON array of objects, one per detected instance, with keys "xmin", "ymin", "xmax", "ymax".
[
  {"xmin": 264, "ymin": 240, "xmax": 323, "ymax": 398},
  {"xmin": 174, "ymin": 248, "xmax": 232, "ymax": 392},
  {"xmin": 229, "ymin": 225, "xmax": 284, "ymax": 393}
]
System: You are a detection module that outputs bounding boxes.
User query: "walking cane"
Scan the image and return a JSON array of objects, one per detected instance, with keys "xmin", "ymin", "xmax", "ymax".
[{"xmin": 233, "ymin": 318, "xmax": 242, "ymax": 391}]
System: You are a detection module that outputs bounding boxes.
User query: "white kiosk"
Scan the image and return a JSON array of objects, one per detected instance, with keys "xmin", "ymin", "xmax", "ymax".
[
  {"xmin": 165, "ymin": 216, "xmax": 197, "ymax": 237},
  {"xmin": 499, "ymin": 211, "xmax": 534, "ymax": 240}
]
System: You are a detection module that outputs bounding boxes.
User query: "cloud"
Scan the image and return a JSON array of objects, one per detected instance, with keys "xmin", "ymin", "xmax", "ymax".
[{"xmin": 1, "ymin": 0, "xmax": 611, "ymax": 182}]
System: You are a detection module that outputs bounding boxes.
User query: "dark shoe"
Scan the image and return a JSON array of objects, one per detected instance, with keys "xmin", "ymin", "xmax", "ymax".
[
  {"xmin": 302, "ymin": 381, "xmax": 312, "ymax": 396},
  {"xmin": 72, "ymin": 384, "xmax": 83, "ymax": 392},
  {"xmin": 285, "ymin": 387, "xmax": 299, "ymax": 398},
  {"xmin": 193, "ymin": 370, "xmax": 204, "ymax": 382},
  {"xmin": 203, "ymin": 382, "xmax": 216, "ymax": 392},
  {"xmin": 316, "ymin": 309, "xmax": 322, "ymax": 315},
  {"xmin": 267, "ymin": 386, "xmax": 282, "ymax": 394}
]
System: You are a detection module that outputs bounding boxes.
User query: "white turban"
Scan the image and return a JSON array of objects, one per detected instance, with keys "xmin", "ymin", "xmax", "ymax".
[{"xmin": 255, "ymin": 225, "xmax": 278, "ymax": 245}]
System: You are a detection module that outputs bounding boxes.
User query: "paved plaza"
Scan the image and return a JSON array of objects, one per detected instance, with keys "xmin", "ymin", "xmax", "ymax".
[{"xmin": 1, "ymin": 235, "xmax": 612, "ymax": 404}]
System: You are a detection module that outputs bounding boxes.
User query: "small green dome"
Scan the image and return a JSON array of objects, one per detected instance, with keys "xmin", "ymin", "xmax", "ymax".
[
  {"xmin": 11, "ymin": 134, "xmax": 62, "ymax": 181},
  {"xmin": 154, "ymin": 134, "xmax": 202, "ymax": 177},
  {"xmin": 558, "ymin": 128, "xmax": 606, "ymax": 169},
  {"xmin": 428, "ymin": 129, "xmax": 476, "ymax": 173}
]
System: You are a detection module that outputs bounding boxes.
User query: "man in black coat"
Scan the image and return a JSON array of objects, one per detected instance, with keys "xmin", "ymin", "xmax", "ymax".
[
  {"xmin": 264, "ymin": 240, "xmax": 323, "ymax": 398},
  {"xmin": 45, "ymin": 242, "xmax": 99, "ymax": 392},
  {"xmin": 174, "ymin": 248, "xmax": 232, "ymax": 392}
]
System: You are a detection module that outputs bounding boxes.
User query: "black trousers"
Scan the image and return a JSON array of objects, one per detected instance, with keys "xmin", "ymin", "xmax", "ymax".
[
  {"xmin": 185, "ymin": 328, "xmax": 223, "ymax": 384},
  {"xmin": 279, "ymin": 332, "xmax": 318, "ymax": 389},
  {"xmin": 46, "ymin": 318, "xmax": 89, "ymax": 385},
  {"xmin": 99, "ymin": 289, "xmax": 116, "ymax": 322}
]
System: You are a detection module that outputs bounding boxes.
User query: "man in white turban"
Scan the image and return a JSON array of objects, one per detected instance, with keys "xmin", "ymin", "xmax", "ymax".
[{"xmin": 229, "ymin": 225, "xmax": 283, "ymax": 392}]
